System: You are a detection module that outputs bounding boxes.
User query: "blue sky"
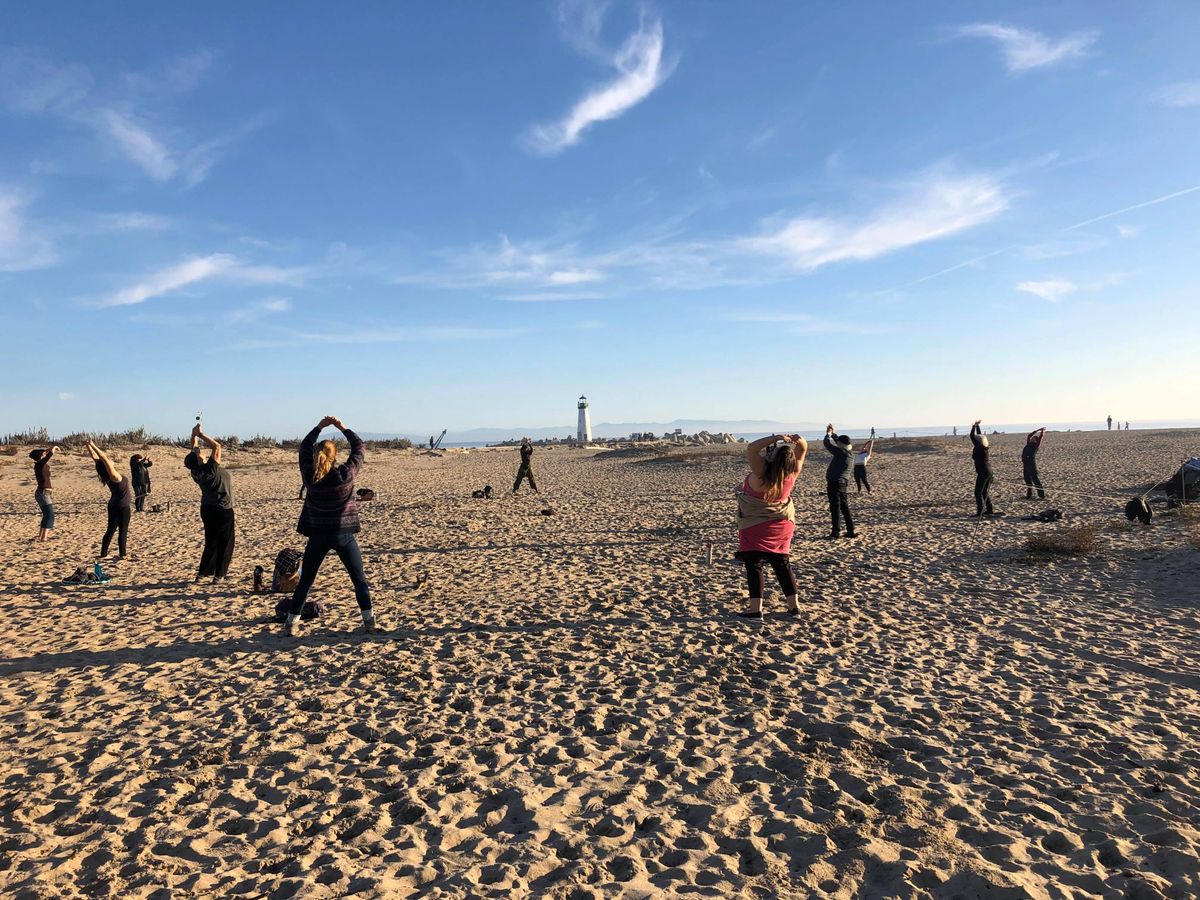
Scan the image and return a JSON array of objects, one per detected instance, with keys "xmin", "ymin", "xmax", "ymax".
[{"xmin": 3, "ymin": 1, "xmax": 1199, "ymax": 437}]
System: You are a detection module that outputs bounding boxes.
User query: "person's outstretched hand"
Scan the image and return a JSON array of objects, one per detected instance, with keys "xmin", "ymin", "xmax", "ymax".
[
  {"xmin": 826, "ymin": 424, "xmax": 835, "ymax": 434},
  {"xmin": 973, "ymin": 419, "xmax": 981, "ymax": 426},
  {"xmin": 191, "ymin": 423, "xmax": 202, "ymax": 439},
  {"xmin": 330, "ymin": 416, "xmax": 346, "ymax": 431},
  {"xmin": 317, "ymin": 415, "xmax": 336, "ymax": 429}
]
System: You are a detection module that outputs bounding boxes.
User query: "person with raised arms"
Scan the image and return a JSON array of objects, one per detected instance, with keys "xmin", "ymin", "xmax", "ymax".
[
  {"xmin": 853, "ymin": 437, "xmax": 875, "ymax": 495},
  {"xmin": 734, "ymin": 433, "xmax": 808, "ymax": 619},
  {"xmin": 970, "ymin": 419, "xmax": 997, "ymax": 517},
  {"xmin": 282, "ymin": 415, "xmax": 387, "ymax": 637},
  {"xmin": 824, "ymin": 424, "xmax": 857, "ymax": 539},
  {"xmin": 184, "ymin": 424, "xmax": 236, "ymax": 583},
  {"xmin": 85, "ymin": 440, "xmax": 133, "ymax": 559},
  {"xmin": 1022, "ymin": 427, "xmax": 1047, "ymax": 501},
  {"xmin": 30, "ymin": 445, "xmax": 59, "ymax": 542}
]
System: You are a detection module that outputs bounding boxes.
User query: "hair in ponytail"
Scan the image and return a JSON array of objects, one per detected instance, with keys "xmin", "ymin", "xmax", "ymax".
[{"xmin": 313, "ymin": 440, "xmax": 338, "ymax": 483}]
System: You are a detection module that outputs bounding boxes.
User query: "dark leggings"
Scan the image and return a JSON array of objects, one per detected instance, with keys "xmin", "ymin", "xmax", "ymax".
[
  {"xmin": 287, "ymin": 532, "xmax": 371, "ymax": 616},
  {"xmin": 975, "ymin": 470, "xmax": 995, "ymax": 514},
  {"xmin": 853, "ymin": 464, "xmax": 870, "ymax": 493},
  {"xmin": 739, "ymin": 551, "xmax": 797, "ymax": 600},
  {"xmin": 197, "ymin": 506, "xmax": 236, "ymax": 578},
  {"xmin": 135, "ymin": 489, "xmax": 148, "ymax": 512},
  {"xmin": 513, "ymin": 463, "xmax": 537, "ymax": 493},
  {"xmin": 1023, "ymin": 459, "xmax": 1045, "ymax": 499},
  {"xmin": 101, "ymin": 506, "xmax": 130, "ymax": 557}
]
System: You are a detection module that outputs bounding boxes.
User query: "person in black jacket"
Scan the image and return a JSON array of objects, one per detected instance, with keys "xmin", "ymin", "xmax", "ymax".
[
  {"xmin": 824, "ymin": 424, "xmax": 856, "ymax": 539},
  {"xmin": 130, "ymin": 454, "xmax": 153, "ymax": 512},
  {"xmin": 1022, "ymin": 428, "xmax": 1046, "ymax": 500},
  {"xmin": 513, "ymin": 438, "xmax": 538, "ymax": 494},
  {"xmin": 970, "ymin": 420, "xmax": 997, "ymax": 517}
]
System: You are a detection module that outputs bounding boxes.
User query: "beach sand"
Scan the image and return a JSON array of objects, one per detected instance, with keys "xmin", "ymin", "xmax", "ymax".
[{"xmin": 0, "ymin": 430, "xmax": 1196, "ymax": 898}]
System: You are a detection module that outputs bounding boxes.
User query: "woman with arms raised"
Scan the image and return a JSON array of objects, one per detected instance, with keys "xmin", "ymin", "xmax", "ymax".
[
  {"xmin": 185, "ymin": 424, "xmax": 236, "ymax": 582},
  {"xmin": 282, "ymin": 416, "xmax": 387, "ymax": 637},
  {"xmin": 734, "ymin": 433, "xmax": 808, "ymax": 619},
  {"xmin": 85, "ymin": 440, "xmax": 133, "ymax": 559},
  {"xmin": 30, "ymin": 445, "xmax": 59, "ymax": 542}
]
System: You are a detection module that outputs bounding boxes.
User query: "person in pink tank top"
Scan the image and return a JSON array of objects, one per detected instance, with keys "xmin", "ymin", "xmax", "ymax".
[{"xmin": 734, "ymin": 433, "xmax": 808, "ymax": 619}]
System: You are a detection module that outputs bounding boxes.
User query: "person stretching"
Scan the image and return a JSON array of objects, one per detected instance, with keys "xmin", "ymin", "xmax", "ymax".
[
  {"xmin": 824, "ymin": 425, "xmax": 857, "ymax": 538},
  {"xmin": 130, "ymin": 453, "xmax": 153, "ymax": 512},
  {"xmin": 1022, "ymin": 428, "xmax": 1046, "ymax": 500},
  {"xmin": 853, "ymin": 438, "xmax": 874, "ymax": 494},
  {"xmin": 283, "ymin": 416, "xmax": 386, "ymax": 637},
  {"xmin": 970, "ymin": 420, "xmax": 996, "ymax": 517},
  {"xmin": 30, "ymin": 446, "xmax": 59, "ymax": 542},
  {"xmin": 86, "ymin": 441, "xmax": 132, "ymax": 559},
  {"xmin": 513, "ymin": 438, "xmax": 537, "ymax": 494},
  {"xmin": 735, "ymin": 434, "xmax": 807, "ymax": 618},
  {"xmin": 184, "ymin": 425, "xmax": 236, "ymax": 582}
]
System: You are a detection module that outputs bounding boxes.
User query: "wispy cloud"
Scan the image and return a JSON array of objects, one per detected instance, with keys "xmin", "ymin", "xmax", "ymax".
[
  {"xmin": 1062, "ymin": 183, "xmax": 1200, "ymax": 231},
  {"xmin": 523, "ymin": 6, "xmax": 672, "ymax": 155},
  {"xmin": 743, "ymin": 170, "xmax": 1009, "ymax": 270},
  {"xmin": 57, "ymin": 391, "xmax": 74, "ymax": 401},
  {"xmin": 1017, "ymin": 279, "xmax": 1077, "ymax": 302},
  {"xmin": 229, "ymin": 297, "xmax": 293, "ymax": 323},
  {"xmin": 1152, "ymin": 81, "xmax": 1200, "ymax": 108},
  {"xmin": 94, "ymin": 211, "xmax": 174, "ymax": 232},
  {"xmin": 947, "ymin": 23, "xmax": 1098, "ymax": 72},
  {"xmin": 1115, "ymin": 224, "xmax": 1139, "ymax": 239},
  {"xmin": 0, "ymin": 188, "xmax": 56, "ymax": 271},
  {"xmin": 723, "ymin": 311, "xmax": 888, "ymax": 335},
  {"xmin": 227, "ymin": 325, "xmax": 526, "ymax": 351},
  {"xmin": 0, "ymin": 47, "xmax": 254, "ymax": 185},
  {"xmin": 99, "ymin": 254, "xmax": 305, "ymax": 307}
]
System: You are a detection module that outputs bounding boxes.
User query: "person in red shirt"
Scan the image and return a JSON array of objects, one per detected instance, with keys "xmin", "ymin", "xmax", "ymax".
[{"xmin": 734, "ymin": 433, "xmax": 808, "ymax": 619}]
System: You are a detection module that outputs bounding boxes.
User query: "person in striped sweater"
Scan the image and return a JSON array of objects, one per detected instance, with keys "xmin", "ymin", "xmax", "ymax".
[{"xmin": 282, "ymin": 415, "xmax": 387, "ymax": 637}]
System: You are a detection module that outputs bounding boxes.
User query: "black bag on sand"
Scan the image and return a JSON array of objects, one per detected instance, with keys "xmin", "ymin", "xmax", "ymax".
[
  {"xmin": 1124, "ymin": 497, "xmax": 1152, "ymax": 525},
  {"xmin": 356, "ymin": 488, "xmax": 376, "ymax": 501},
  {"xmin": 268, "ymin": 548, "xmax": 321, "ymax": 622}
]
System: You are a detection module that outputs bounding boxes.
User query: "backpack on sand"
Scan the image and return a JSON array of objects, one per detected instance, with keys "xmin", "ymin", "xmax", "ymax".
[{"xmin": 269, "ymin": 548, "xmax": 322, "ymax": 622}]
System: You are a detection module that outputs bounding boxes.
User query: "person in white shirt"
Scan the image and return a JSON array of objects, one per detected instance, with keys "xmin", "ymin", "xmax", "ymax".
[{"xmin": 853, "ymin": 438, "xmax": 874, "ymax": 494}]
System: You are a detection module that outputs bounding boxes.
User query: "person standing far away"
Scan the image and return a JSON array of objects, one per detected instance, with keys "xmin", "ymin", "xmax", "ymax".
[
  {"xmin": 184, "ymin": 424, "xmax": 236, "ymax": 583},
  {"xmin": 283, "ymin": 415, "xmax": 387, "ymax": 637},
  {"xmin": 130, "ymin": 453, "xmax": 153, "ymax": 512},
  {"xmin": 854, "ymin": 437, "xmax": 875, "ymax": 494},
  {"xmin": 824, "ymin": 424, "xmax": 857, "ymax": 539},
  {"xmin": 1107, "ymin": 415, "xmax": 1113, "ymax": 431},
  {"xmin": 1022, "ymin": 428, "xmax": 1046, "ymax": 500},
  {"xmin": 969, "ymin": 420, "xmax": 997, "ymax": 517},
  {"xmin": 30, "ymin": 446, "xmax": 59, "ymax": 542},
  {"xmin": 734, "ymin": 433, "xmax": 807, "ymax": 619},
  {"xmin": 870, "ymin": 426, "xmax": 876, "ymax": 440},
  {"xmin": 513, "ymin": 437, "xmax": 538, "ymax": 494},
  {"xmin": 85, "ymin": 440, "xmax": 133, "ymax": 559}
]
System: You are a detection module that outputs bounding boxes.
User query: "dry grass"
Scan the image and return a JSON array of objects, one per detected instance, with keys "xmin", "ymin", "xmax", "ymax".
[{"xmin": 1025, "ymin": 525, "xmax": 1099, "ymax": 556}]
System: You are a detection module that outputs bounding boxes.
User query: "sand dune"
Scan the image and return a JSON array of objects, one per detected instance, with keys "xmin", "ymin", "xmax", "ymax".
[{"xmin": 0, "ymin": 430, "xmax": 1197, "ymax": 897}]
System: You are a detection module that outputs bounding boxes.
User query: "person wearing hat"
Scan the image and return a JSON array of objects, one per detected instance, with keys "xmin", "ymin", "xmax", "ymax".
[
  {"xmin": 824, "ymin": 424, "xmax": 857, "ymax": 539},
  {"xmin": 970, "ymin": 419, "xmax": 997, "ymax": 517},
  {"xmin": 30, "ymin": 446, "xmax": 59, "ymax": 542},
  {"xmin": 513, "ymin": 438, "xmax": 538, "ymax": 494}
]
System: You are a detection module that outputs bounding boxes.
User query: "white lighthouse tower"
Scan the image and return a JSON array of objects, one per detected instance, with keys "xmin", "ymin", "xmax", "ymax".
[{"xmin": 577, "ymin": 395, "xmax": 592, "ymax": 443}]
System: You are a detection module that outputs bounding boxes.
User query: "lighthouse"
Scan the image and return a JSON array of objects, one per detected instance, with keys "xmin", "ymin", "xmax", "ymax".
[{"xmin": 577, "ymin": 395, "xmax": 592, "ymax": 443}]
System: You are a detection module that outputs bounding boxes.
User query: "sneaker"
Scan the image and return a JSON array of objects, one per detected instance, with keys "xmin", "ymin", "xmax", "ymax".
[
  {"xmin": 284, "ymin": 619, "xmax": 300, "ymax": 637},
  {"xmin": 843, "ymin": 531, "xmax": 858, "ymax": 539},
  {"xmin": 826, "ymin": 531, "xmax": 840, "ymax": 540},
  {"xmin": 359, "ymin": 618, "xmax": 389, "ymax": 635}
]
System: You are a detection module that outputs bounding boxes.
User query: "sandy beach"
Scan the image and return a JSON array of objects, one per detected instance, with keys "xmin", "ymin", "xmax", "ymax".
[{"xmin": 0, "ymin": 429, "xmax": 1197, "ymax": 898}]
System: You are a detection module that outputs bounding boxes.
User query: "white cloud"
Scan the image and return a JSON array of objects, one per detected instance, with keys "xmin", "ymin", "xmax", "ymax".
[
  {"xmin": 57, "ymin": 392, "xmax": 74, "ymax": 401},
  {"xmin": 228, "ymin": 325, "xmax": 526, "ymax": 351},
  {"xmin": 0, "ymin": 48, "xmax": 251, "ymax": 185},
  {"xmin": 1116, "ymin": 224, "xmax": 1139, "ymax": 239},
  {"xmin": 524, "ymin": 14, "xmax": 671, "ymax": 155},
  {"xmin": 1153, "ymin": 81, "xmax": 1200, "ymax": 108},
  {"xmin": 0, "ymin": 189, "xmax": 56, "ymax": 271},
  {"xmin": 100, "ymin": 254, "xmax": 304, "ymax": 307},
  {"xmin": 724, "ymin": 311, "xmax": 886, "ymax": 335},
  {"xmin": 547, "ymin": 268, "xmax": 604, "ymax": 285},
  {"xmin": 228, "ymin": 297, "xmax": 293, "ymax": 322},
  {"xmin": 1017, "ymin": 279, "xmax": 1077, "ymax": 302},
  {"xmin": 743, "ymin": 171, "xmax": 1010, "ymax": 270},
  {"xmin": 95, "ymin": 211, "xmax": 173, "ymax": 232},
  {"xmin": 948, "ymin": 23, "xmax": 1097, "ymax": 72}
]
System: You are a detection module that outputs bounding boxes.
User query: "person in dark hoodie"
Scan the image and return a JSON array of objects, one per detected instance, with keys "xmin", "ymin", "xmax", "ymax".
[
  {"xmin": 970, "ymin": 419, "xmax": 997, "ymax": 517},
  {"xmin": 1022, "ymin": 427, "xmax": 1046, "ymax": 500},
  {"xmin": 85, "ymin": 440, "xmax": 133, "ymax": 559},
  {"xmin": 31, "ymin": 446, "xmax": 59, "ymax": 542},
  {"xmin": 282, "ymin": 415, "xmax": 386, "ymax": 637},
  {"xmin": 824, "ymin": 424, "xmax": 857, "ymax": 539},
  {"xmin": 184, "ymin": 425, "xmax": 235, "ymax": 582},
  {"xmin": 130, "ymin": 453, "xmax": 153, "ymax": 512},
  {"xmin": 513, "ymin": 438, "xmax": 537, "ymax": 494}
]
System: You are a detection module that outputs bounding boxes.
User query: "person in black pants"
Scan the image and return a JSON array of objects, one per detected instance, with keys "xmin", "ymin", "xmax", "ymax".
[
  {"xmin": 86, "ymin": 441, "xmax": 133, "ymax": 558},
  {"xmin": 513, "ymin": 438, "xmax": 538, "ymax": 494},
  {"xmin": 184, "ymin": 425, "xmax": 236, "ymax": 582},
  {"xmin": 130, "ymin": 453, "xmax": 153, "ymax": 512},
  {"xmin": 1022, "ymin": 427, "xmax": 1046, "ymax": 500},
  {"xmin": 970, "ymin": 420, "xmax": 996, "ymax": 517},
  {"xmin": 824, "ymin": 424, "xmax": 856, "ymax": 539}
]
